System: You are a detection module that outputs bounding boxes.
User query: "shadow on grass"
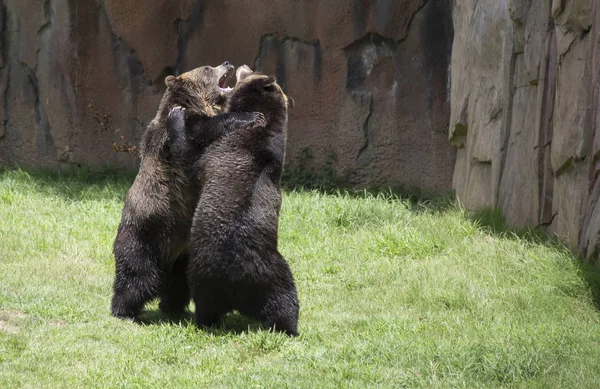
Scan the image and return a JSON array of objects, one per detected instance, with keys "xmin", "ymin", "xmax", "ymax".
[
  {"xmin": 4, "ymin": 167, "xmax": 455, "ymax": 213},
  {"xmin": 468, "ymin": 208, "xmax": 600, "ymax": 310},
  {"xmin": 283, "ymin": 181, "xmax": 456, "ymax": 214},
  {"xmin": 467, "ymin": 208, "xmax": 558, "ymax": 246},
  {"xmin": 136, "ymin": 310, "xmax": 195, "ymax": 326},
  {"xmin": 579, "ymin": 263, "xmax": 600, "ymax": 311},
  {"xmin": 137, "ymin": 309, "xmax": 266, "ymax": 334},
  {"xmin": 0, "ymin": 168, "xmax": 135, "ymax": 202}
]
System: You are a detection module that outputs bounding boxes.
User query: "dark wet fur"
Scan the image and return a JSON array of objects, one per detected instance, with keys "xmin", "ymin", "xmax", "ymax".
[
  {"xmin": 168, "ymin": 73, "xmax": 299, "ymax": 336},
  {"xmin": 111, "ymin": 64, "xmax": 263, "ymax": 320}
]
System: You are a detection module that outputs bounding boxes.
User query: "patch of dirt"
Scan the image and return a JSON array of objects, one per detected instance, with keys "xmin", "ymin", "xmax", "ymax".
[
  {"xmin": 0, "ymin": 310, "xmax": 28, "ymax": 334},
  {"xmin": 0, "ymin": 320, "xmax": 20, "ymax": 334},
  {"xmin": 0, "ymin": 310, "xmax": 27, "ymax": 320}
]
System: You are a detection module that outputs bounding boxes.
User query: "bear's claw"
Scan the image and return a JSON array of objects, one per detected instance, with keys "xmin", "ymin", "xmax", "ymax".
[
  {"xmin": 251, "ymin": 111, "xmax": 267, "ymax": 129},
  {"xmin": 168, "ymin": 105, "xmax": 185, "ymax": 119}
]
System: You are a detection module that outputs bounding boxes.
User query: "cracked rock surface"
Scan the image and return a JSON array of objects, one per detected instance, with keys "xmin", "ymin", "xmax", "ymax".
[
  {"xmin": 450, "ymin": 0, "xmax": 600, "ymax": 259},
  {"xmin": 0, "ymin": 0, "xmax": 455, "ymax": 192}
]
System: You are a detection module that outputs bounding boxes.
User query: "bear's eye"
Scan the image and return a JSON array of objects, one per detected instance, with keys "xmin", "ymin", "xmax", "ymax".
[
  {"xmin": 263, "ymin": 85, "xmax": 276, "ymax": 92},
  {"xmin": 203, "ymin": 67, "xmax": 211, "ymax": 74}
]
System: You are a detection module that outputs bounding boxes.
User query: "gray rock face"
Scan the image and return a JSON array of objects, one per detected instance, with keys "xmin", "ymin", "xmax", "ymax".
[
  {"xmin": 0, "ymin": 0, "xmax": 455, "ymax": 193},
  {"xmin": 450, "ymin": 0, "xmax": 600, "ymax": 260}
]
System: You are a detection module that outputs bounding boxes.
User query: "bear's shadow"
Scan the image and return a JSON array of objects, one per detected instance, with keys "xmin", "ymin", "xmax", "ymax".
[{"xmin": 136, "ymin": 310, "xmax": 266, "ymax": 334}]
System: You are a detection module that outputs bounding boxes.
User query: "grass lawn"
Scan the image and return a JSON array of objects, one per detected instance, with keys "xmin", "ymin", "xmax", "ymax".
[{"xmin": 1, "ymin": 169, "xmax": 599, "ymax": 388}]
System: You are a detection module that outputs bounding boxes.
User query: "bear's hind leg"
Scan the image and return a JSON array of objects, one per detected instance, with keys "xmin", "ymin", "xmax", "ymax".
[
  {"xmin": 111, "ymin": 244, "xmax": 161, "ymax": 320},
  {"xmin": 192, "ymin": 284, "xmax": 229, "ymax": 329},
  {"xmin": 256, "ymin": 289, "xmax": 299, "ymax": 337},
  {"xmin": 159, "ymin": 253, "xmax": 191, "ymax": 316}
]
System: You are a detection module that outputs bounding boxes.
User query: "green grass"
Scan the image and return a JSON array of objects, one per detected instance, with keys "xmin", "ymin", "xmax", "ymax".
[{"xmin": 1, "ymin": 169, "xmax": 600, "ymax": 388}]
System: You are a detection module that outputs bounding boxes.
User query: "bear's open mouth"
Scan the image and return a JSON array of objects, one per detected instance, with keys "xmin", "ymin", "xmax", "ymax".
[{"xmin": 218, "ymin": 71, "xmax": 233, "ymax": 93}]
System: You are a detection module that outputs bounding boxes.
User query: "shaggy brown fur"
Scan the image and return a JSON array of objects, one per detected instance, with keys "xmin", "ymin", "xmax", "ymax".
[
  {"xmin": 112, "ymin": 63, "xmax": 265, "ymax": 320},
  {"xmin": 167, "ymin": 66, "xmax": 299, "ymax": 335}
]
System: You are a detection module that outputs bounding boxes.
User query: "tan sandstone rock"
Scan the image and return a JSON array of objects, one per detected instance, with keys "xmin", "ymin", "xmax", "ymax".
[
  {"xmin": 451, "ymin": 0, "xmax": 600, "ymax": 258},
  {"xmin": 0, "ymin": 0, "xmax": 456, "ymax": 193}
]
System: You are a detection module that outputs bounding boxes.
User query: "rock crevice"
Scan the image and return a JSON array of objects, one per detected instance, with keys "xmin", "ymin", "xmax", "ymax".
[{"xmin": 451, "ymin": 0, "xmax": 600, "ymax": 260}]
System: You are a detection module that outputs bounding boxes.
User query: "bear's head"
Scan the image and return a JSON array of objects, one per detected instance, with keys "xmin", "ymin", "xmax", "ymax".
[
  {"xmin": 228, "ymin": 65, "xmax": 294, "ymax": 115},
  {"xmin": 164, "ymin": 62, "xmax": 235, "ymax": 117}
]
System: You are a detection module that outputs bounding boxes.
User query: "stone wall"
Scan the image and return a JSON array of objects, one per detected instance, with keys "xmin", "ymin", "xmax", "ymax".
[
  {"xmin": 450, "ymin": 0, "xmax": 600, "ymax": 259},
  {"xmin": 0, "ymin": 0, "xmax": 456, "ymax": 193}
]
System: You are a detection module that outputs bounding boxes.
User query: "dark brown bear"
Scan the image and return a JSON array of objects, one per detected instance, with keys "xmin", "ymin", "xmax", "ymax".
[
  {"xmin": 166, "ymin": 65, "xmax": 299, "ymax": 336},
  {"xmin": 111, "ymin": 62, "xmax": 266, "ymax": 320}
]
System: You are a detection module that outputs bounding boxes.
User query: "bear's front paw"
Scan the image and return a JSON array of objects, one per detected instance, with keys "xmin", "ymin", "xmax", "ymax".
[
  {"xmin": 249, "ymin": 111, "xmax": 267, "ymax": 129},
  {"xmin": 167, "ymin": 106, "xmax": 187, "ymax": 142},
  {"xmin": 168, "ymin": 105, "xmax": 186, "ymax": 120}
]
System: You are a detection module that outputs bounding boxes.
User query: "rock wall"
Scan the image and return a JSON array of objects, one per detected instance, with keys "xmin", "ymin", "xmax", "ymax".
[
  {"xmin": 0, "ymin": 0, "xmax": 455, "ymax": 193},
  {"xmin": 450, "ymin": 0, "xmax": 600, "ymax": 259}
]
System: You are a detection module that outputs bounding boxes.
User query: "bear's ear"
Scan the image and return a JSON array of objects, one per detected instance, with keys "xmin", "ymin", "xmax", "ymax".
[
  {"xmin": 236, "ymin": 65, "xmax": 253, "ymax": 83},
  {"xmin": 288, "ymin": 96, "xmax": 295, "ymax": 108},
  {"xmin": 165, "ymin": 75, "xmax": 177, "ymax": 88},
  {"xmin": 262, "ymin": 76, "xmax": 277, "ymax": 92}
]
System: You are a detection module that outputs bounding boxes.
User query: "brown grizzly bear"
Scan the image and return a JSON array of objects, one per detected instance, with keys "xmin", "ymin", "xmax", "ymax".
[
  {"xmin": 111, "ymin": 62, "xmax": 266, "ymax": 320},
  {"xmin": 167, "ymin": 65, "xmax": 299, "ymax": 335}
]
